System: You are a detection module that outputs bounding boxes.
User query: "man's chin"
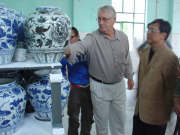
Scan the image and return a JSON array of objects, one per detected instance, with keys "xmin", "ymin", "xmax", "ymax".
[
  {"xmin": 99, "ymin": 28, "xmax": 106, "ymax": 32},
  {"xmin": 99, "ymin": 29, "xmax": 103, "ymax": 32}
]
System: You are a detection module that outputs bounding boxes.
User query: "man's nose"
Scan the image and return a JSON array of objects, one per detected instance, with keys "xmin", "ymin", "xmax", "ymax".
[{"xmin": 98, "ymin": 20, "xmax": 104, "ymax": 24}]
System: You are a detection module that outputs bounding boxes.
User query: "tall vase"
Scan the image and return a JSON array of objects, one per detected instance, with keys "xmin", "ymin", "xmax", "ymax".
[
  {"xmin": 27, "ymin": 74, "xmax": 69, "ymax": 121},
  {"xmin": 24, "ymin": 7, "xmax": 71, "ymax": 63},
  {"xmin": 0, "ymin": 6, "xmax": 25, "ymax": 64},
  {"xmin": 0, "ymin": 78, "xmax": 26, "ymax": 135}
]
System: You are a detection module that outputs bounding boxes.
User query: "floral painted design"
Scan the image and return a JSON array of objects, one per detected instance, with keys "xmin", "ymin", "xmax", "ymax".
[
  {"xmin": 0, "ymin": 81, "xmax": 26, "ymax": 134},
  {"xmin": 24, "ymin": 7, "xmax": 71, "ymax": 63},
  {"xmin": 27, "ymin": 75, "xmax": 70, "ymax": 121}
]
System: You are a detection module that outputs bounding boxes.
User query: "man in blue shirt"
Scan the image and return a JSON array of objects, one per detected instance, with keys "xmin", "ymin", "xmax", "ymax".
[{"xmin": 61, "ymin": 27, "xmax": 93, "ymax": 135}]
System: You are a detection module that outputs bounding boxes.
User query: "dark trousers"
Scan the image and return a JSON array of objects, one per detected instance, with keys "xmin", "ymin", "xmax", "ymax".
[
  {"xmin": 132, "ymin": 115, "xmax": 167, "ymax": 135},
  {"xmin": 173, "ymin": 116, "xmax": 180, "ymax": 135},
  {"xmin": 68, "ymin": 85, "xmax": 93, "ymax": 135}
]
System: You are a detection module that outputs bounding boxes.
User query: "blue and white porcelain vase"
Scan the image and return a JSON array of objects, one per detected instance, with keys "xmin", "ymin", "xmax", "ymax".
[
  {"xmin": 27, "ymin": 74, "xmax": 69, "ymax": 121},
  {"xmin": 24, "ymin": 7, "xmax": 71, "ymax": 63},
  {"xmin": 0, "ymin": 78, "xmax": 26, "ymax": 135},
  {"xmin": 0, "ymin": 5, "xmax": 25, "ymax": 64}
]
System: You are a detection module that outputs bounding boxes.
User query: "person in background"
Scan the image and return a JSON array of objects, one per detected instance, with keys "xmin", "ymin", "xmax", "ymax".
[
  {"xmin": 60, "ymin": 27, "xmax": 93, "ymax": 135},
  {"xmin": 65, "ymin": 5, "xmax": 134, "ymax": 135},
  {"xmin": 133, "ymin": 19, "xmax": 179, "ymax": 135}
]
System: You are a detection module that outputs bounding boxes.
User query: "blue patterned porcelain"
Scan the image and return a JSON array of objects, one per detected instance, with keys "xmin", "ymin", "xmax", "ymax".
[
  {"xmin": 0, "ymin": 5, "xmax": 25, "ymax": 64},
  {"xmin": 0, "ymin": 78, "xmax": 26, "ymax": 135},
  {"xmin": 24, "ymin": 7, "xmax": 71, "ymax": 63},
  {"xmin": 27, "ymin": 75, "xmax": 69, "ymax": 121}
]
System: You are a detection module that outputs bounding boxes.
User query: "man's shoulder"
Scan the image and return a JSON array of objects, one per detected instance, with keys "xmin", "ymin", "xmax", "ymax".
[
  {"xmin": 60, "ymin": 56, "xmax": 67, "ymax": 62},
  {"xmin": 83, "ymin": 30, "xmax": 98, "ymax": 39},
  {"xmin": 162, "ymin": 45, "xmax": 176, "ymax": 57},
  {"xmin": 138, "ymin": 46, "xmax": 150, "ymax": 59},
  {"xmin": 89, "ymin": 30, "xmax": 100, "ymax": 36},
  {"xmin": 141, "ymin": 46, "xmax": 150, "ymax": 54},
  {"xmin": 157, "ymin": 45, "xmax": 178, "ymax": 66},
  {"xmin": 115, "ymin": 29, "xmax": 126, "ymax": 35},
  {"xmin": 115, "ymin": 29, "xmax": 128, "ymax": 40}
]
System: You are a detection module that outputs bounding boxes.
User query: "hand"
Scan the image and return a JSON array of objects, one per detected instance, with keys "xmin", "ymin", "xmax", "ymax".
[
  {"xmin": 174, "ymin": 97, "xmax": 180, "ymax": 116},
  {"xmin": 127, "ymin": 79, "xmax": 134, "ymax": 90},
  {"xmin": 77, "ymin": 54, "xmax": 88, "ymax": 62},
  {"xmin": 65, "ymin": 48, "xmax": 71, "ymax": 58}
]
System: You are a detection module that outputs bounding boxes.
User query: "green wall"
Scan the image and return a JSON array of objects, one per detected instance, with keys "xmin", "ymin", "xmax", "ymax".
[
  {"xmin": 172, "ymin": 0, "xmax": 180, "ymax": 34},
  {"xmin": 146, "ymin": 0, "xmax": 179, "ymax": 33},
  {"xmin": 0, "ymin": 0, "xmax": 73, "ymax": 22},
  {"xmin": 0, "ymin": 0, "xmax": 177, "ymax": 33},
  {"xmin": 0, "ymin": 0, "xmax": 111, "ymax": 32},
  {"xmin": 146, "ymin": 0, "xmax": 156, "ymax": 24},
  {"xmin": 169, "ymin": 0, "xmax": 174, "ymax": 26},
  {"xmin": 146, "ymin": 0, "xmax": 173, "ymax": 25},
  {"xmin": 73, "ymin": 0, "xmax": 111, "ymax": 32},
  {"xmin": 158, "ymin": 0, "xmax": 171, "ymax": 22}
]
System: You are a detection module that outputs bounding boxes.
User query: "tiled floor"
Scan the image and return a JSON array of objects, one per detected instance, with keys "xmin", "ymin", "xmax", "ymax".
[{"xmin": 14, "ymin": 77, "xmax": 177, "ymax": 135}]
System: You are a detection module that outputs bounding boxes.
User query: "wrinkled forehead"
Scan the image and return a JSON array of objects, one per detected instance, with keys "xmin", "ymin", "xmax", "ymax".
[{"xmin": 98, "ymin": 10, "xmax": 112, "ymax": 18}]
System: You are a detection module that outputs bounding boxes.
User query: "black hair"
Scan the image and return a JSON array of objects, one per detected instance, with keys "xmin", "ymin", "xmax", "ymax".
[
  {"xmin": 72, "ymin": 26, "xmax": 79, "ymax": 36},
  {"xmin": 148, "ymin": 19, "xmax": 171, "ymax": 40}
]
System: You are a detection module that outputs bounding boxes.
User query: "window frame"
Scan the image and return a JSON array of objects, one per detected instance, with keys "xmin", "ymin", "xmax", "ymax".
[{"xmin": 113, "ymin": 0, "xmax": 147, "ymax": 43}]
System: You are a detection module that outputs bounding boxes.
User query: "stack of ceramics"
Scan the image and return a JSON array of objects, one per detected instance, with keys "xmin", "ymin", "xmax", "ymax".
[
  {"xmin": 13, "ymin": 48, "xmax": 27, "ymax": 62},
  {"xmin": 24, "ymin": 7, "xmax": 71, "ymax": 63}
]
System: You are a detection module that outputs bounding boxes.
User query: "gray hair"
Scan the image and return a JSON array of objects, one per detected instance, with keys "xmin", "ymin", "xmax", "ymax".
[{"xmin": 98, "ymin": 5, "xmax": 116, "ymax": 18}]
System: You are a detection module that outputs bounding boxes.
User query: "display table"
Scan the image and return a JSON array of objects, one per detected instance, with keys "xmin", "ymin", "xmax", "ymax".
[{"xmin": 0, "ymin": 59, "xmax": 64, "ymax": 135}]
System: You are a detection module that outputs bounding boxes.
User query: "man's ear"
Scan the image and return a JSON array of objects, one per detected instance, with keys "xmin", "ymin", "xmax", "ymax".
[
  {"xmin": 161, "ymin": 32, "xmax": 167, "ymax": 40},
  {"xmin": 113, "ymin": 17, "xmax": 116, "ymax": 23}
]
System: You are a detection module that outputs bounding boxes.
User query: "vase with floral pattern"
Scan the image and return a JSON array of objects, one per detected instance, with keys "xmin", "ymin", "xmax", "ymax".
[
  {"xmin": 0, "ymin": 78, "xmax": 26, "ymax": 135},
  {"xmin": 24, "ymin": 7, "xmax": 71, "ymax": 63},
  {"xmin": 0, "ymin": 5, "xmax": 25, "ymax": 64},
  {"xmin": 27, "ymin": 74, "xmax": 69, "ymax": 121}
]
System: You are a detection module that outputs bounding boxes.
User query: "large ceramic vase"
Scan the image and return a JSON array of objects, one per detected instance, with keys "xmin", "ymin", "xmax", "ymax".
[
  {"xmin": 27, "ymin": 74, "xmax": 70, "ymax": 121},
  {"xmin": 0, "ymin": 78, "xmax": 26, "ymax": 135},
  {"xmin": 24, "ymin": 7, "xmax": 71, "ymax": 63},
  {"xmin": 0, "ymin": 5, "xmax": 25, "ymax": 64}
]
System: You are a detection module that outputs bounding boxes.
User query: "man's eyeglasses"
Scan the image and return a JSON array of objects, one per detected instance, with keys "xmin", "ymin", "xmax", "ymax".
[
  {"xmin": 147, "ymin": 28, "xmax": 160, "ymax": 33},
  {"xmin": 97, "ymin": 17, "xmax": 112, "ymax": 22}
]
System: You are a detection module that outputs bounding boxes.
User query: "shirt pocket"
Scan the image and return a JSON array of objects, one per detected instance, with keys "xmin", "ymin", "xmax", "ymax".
[{"xmin": 116, "ymin": 53, "xmax": 127, "ymax": 74}]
